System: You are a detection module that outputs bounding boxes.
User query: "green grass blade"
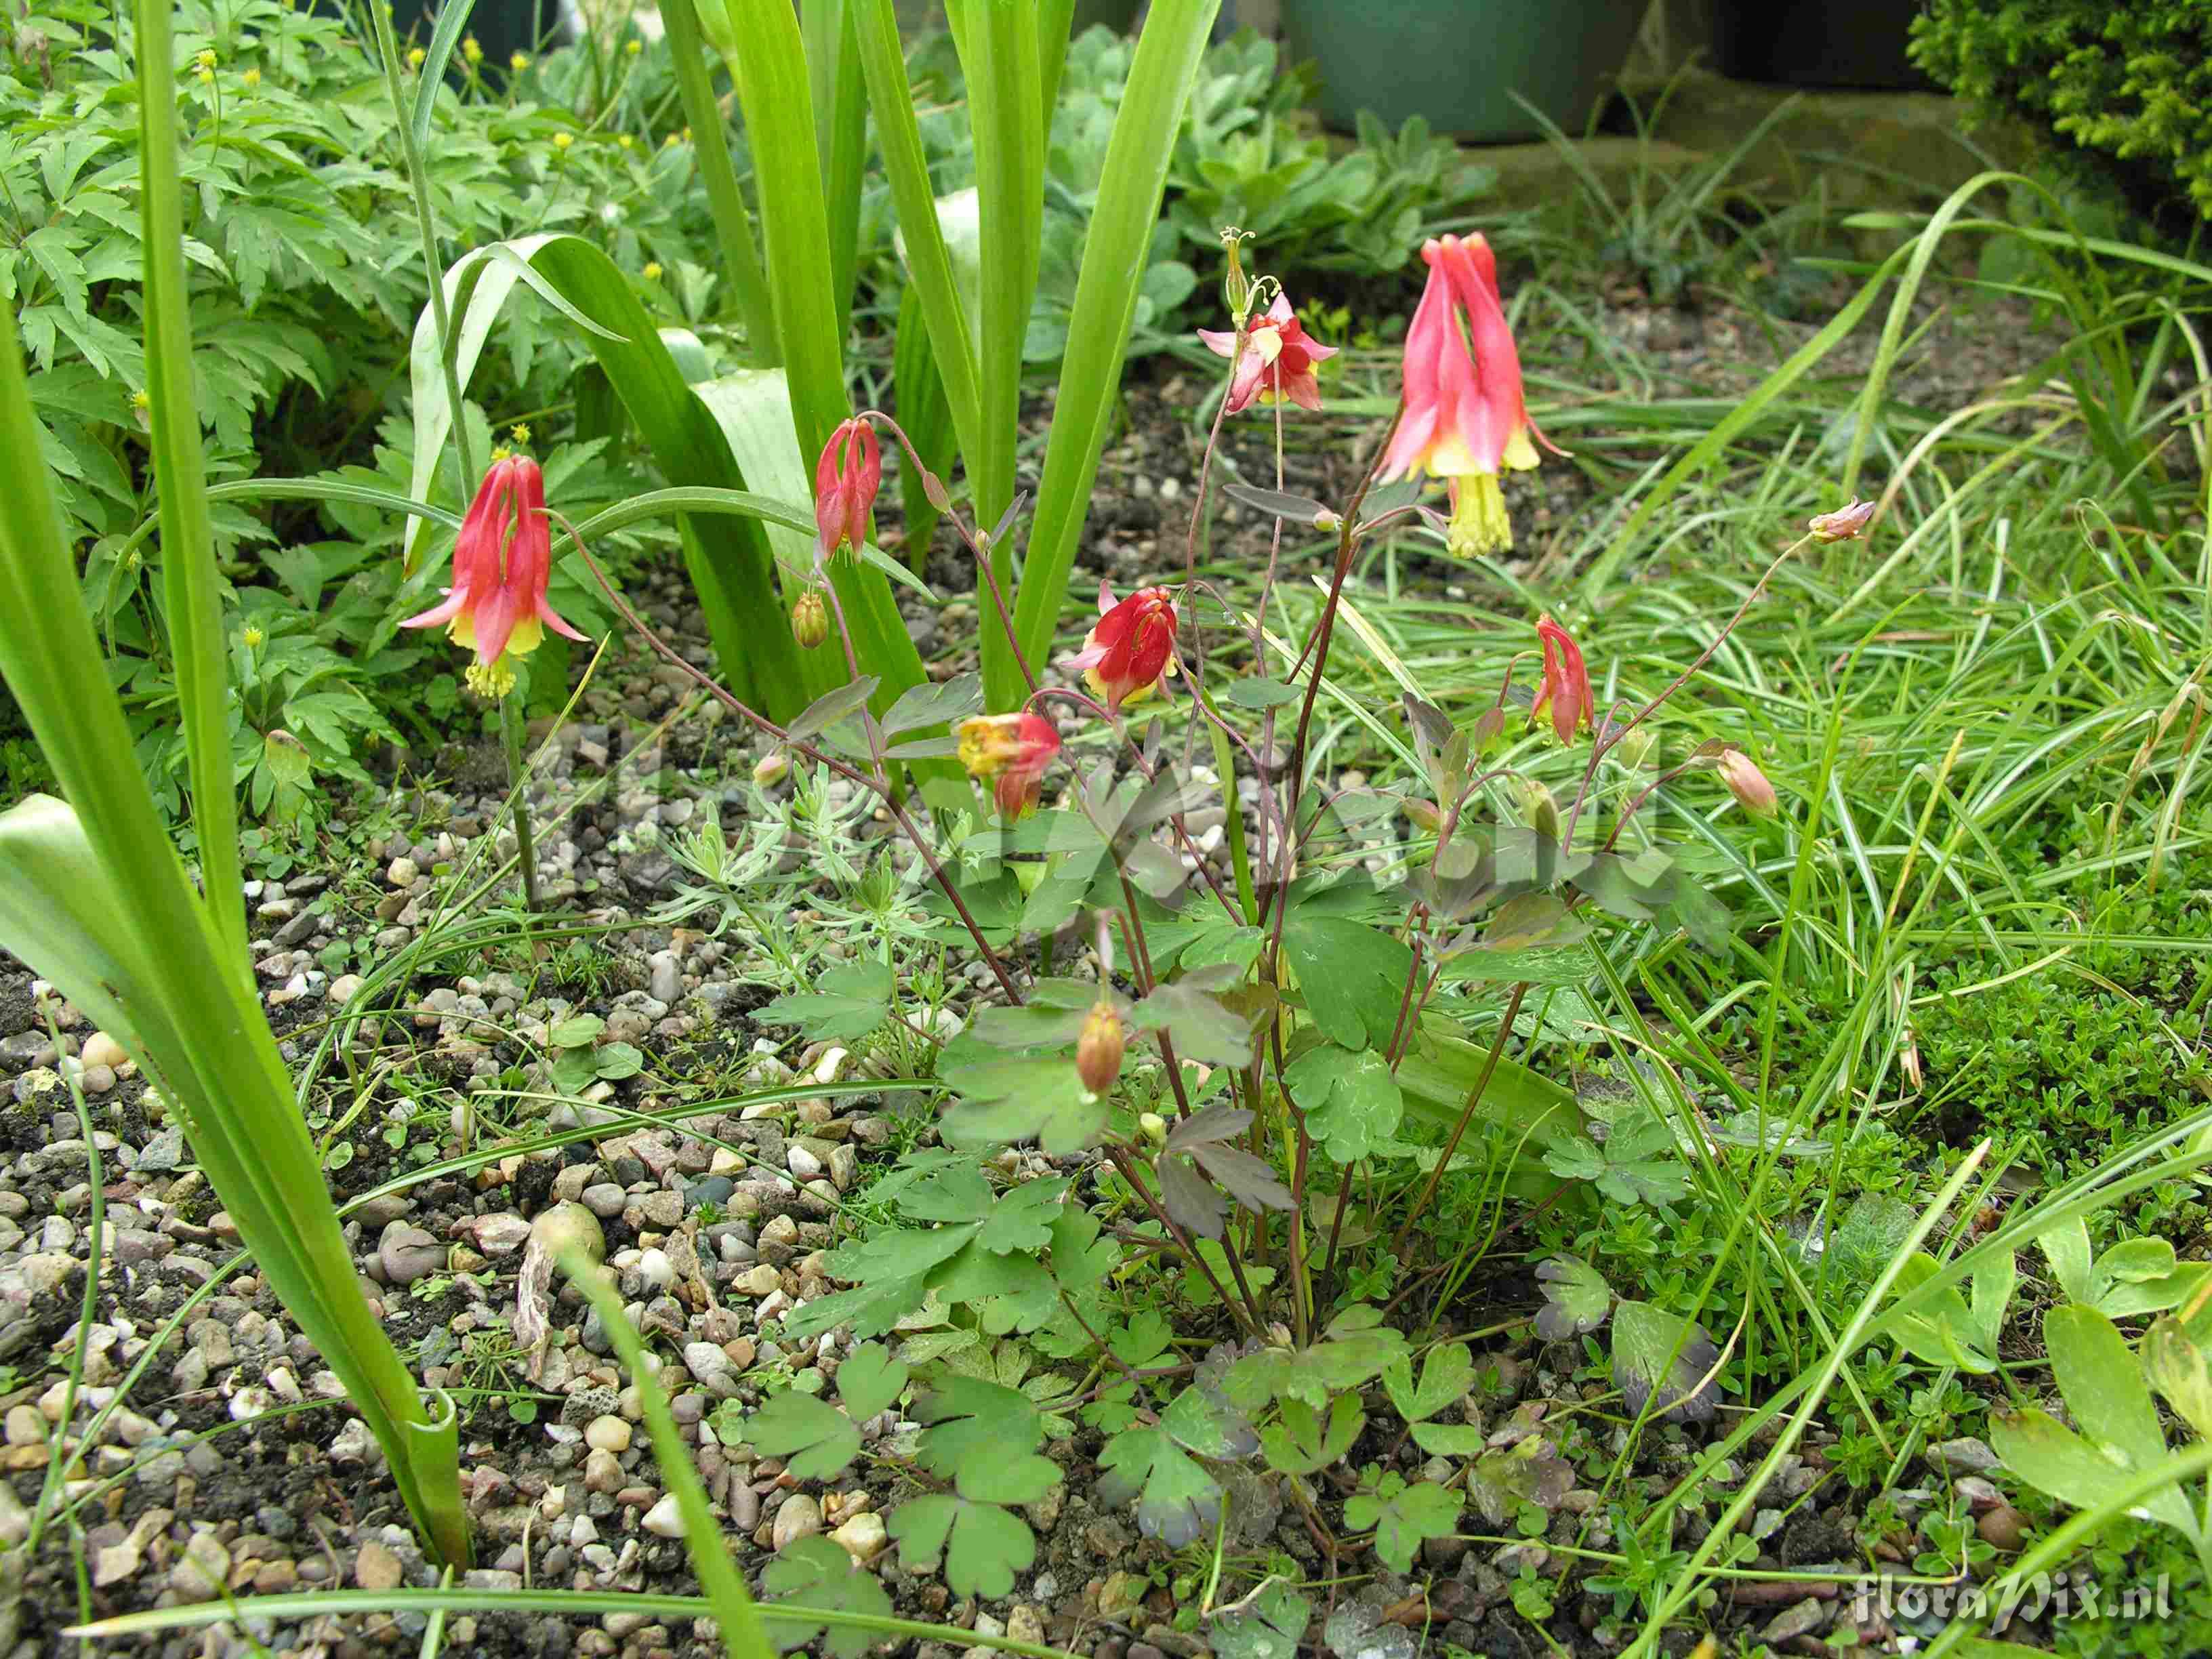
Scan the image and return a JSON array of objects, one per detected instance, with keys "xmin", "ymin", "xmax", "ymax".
[
  {"xmin": 1012, "ymin": 0, "xmax": 1221, "ymax": 703},
  {"xmin": 805, "ymin": 0, "xmax": 868, "ymax": 340},
  {"xmin": 856, "ymin": 0, "xmax": 985, "ymax": 463},
  {"xmin": 570, "ymin": 1267, "xmax": 777, "ymax": 1659},
  {"xmin": 720, "ymin": 0, "xmax": 928, "ymax": 724},
  {"xmin": 134, "ymin": 0, "xmax": 245, "ymax": 974},
  {"xmin": 1037, "ymin": 0, "xmax": 1078, "ymax": 126},
  {"xmin": 662, "ymin": 0, "xmax": 778, "ymax": 356},
  {"xmin": 411, "ymin": 0, "xmax": 481, "ymax": 155},
  {"xmin": 949, "ymin": 0, "xmax": 1044, "ymax": 707}
]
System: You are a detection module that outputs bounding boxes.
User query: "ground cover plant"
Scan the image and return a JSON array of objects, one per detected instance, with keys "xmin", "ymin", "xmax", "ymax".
[{"xmin": 1, "ymin": 3, "xmax": 2212, "ymax": 1658}]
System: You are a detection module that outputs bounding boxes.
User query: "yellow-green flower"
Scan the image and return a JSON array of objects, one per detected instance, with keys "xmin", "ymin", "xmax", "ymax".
[
  {"xmin": 552, "ymin": 131, "xmax": 573, "ymax": 152},
  {"xmin": 642, "ymin": 262, "xmax": 663, "ymax": 281}
]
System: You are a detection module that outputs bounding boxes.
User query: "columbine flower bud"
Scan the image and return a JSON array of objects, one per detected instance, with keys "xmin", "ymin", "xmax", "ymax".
[
  {"xmin": 1717, "ymin": 748, "xmax": 1778, "ymax": 818},
  {"xmin": 753, "ymin": 752, "xmax": 790, "ymax": 790},
  {"xmin": 1531, "ymin": 616, "xmax": 1592, "ymax": 745},
  {"xmin": 1808, "ymin": 499, "xmax": 1875, "ymax": 542},
  {"xmin": 791, "ymin": 590, "xmax": 829, "ymax": 650},
  {"xmin": 1516, "ymin": 777, "xmax": 1559, "ymax": 840},
  {"xmin": 1077, "ymin": 1001, "xmax": 1125, "ymax": 1097},
  {"xmin": 1613, "ymin": 724, "xmax": 1657, "ymax": 771},
  {"xmin": 1138, "ymin": 1111, "xmax": 1169, "ymax": 1146}
]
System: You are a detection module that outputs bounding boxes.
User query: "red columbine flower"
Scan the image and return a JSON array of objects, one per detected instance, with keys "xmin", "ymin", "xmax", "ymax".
[
  {"xmin": 813, "ymin": 418, "xmax": 880, "ymax": 559},
  {"xmin": 402, "ymin": 455, "xmax": 585, "ymax": 697},
  {"xmin": 1380, "ymin": 233, "xmax": 1542, "ymax": 558},
  {"xmin": 1530, "ymin": 615, "xmax": 1591, "ymax": 744},
  {"xmin": 1068, "ymin": 583, "xmax": 1179, "ymax": 714},
  {"xmin": 958, "ymin": 712, "xmax": 1061, "ymax": 820},
  {"xmin": 1196, "ymin": 293, "xmax": 1339, "ymax": 414}
]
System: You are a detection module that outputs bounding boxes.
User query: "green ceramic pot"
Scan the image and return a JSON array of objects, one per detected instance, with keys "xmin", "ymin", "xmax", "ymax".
[{"xmin": 1279, "ymin": 0, "xmax": 1652, "ymax": 141}]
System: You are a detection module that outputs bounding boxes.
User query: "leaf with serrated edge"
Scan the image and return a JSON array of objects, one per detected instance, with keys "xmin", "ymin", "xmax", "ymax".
[
  {"xmin": 939, "ymin": 1054, "xmax": 1109, "ymax": 1155},
  {"xmin": 1155, "ymin": 1152, "xmax": 1228, "ymax": 1240},
  {"xmin": 1131, "ymin": 981, "xmax": 1254, "ymax": 1067},
  {"xmin": 1284, "ymin": 1045, "xmax": 1404, "ymax": 1163},
  {"xmin": 1467, "ymin": 1439, "xmax": 1575, "ymax": 1526},
  {"xmin": 1158, "ymin": 1382, "xmax": 1258, "ymax": 1461},
  {"xmin": 1344, "ymin": 1477, "xmax": 1461, "ymax": 1574}
]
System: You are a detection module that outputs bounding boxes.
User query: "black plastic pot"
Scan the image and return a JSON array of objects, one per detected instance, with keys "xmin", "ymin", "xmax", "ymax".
[{"xmin": 1711, "ymin": 0, "xmax": 1934, "ymax": 91}]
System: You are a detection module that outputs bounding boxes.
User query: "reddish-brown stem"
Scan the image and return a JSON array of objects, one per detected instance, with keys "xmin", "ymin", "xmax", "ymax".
[
  {"xmin": 562, "ymin": 527, "xmax": 1024, "ymax": 1004},
  {"xmin": 1106, "ymin": 1143, "xmax": 1263, "ymax": 1339}
]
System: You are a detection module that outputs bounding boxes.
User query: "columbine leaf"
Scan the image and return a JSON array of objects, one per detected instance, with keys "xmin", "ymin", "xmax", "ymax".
[
  {"xmin": 880, "ymin": 672, "xmax": 984, "ymax": 736},
  {"xmin": 1343, "ymin": 1475, "xmax": 1461, "ymax": 1574},
  {"xmin": 834, "ymin": 1342, "xmax": 909, "ymax": 1420},
  {"xmin": 1158, "ymin": 1381, "xmax": 1258, "ymax": 1462},
  {"xmin": 1167, "ymin": 1107, "xmax": 1294, "ymax": 1213},
  {"xmin": 1048, "ymin": 1205, "xmax": 1121, "ymax": 1292},
  {"xmin": 1279, "ymin": 914, "xmax": 1413, "ymax": 1050},
  {"xmin": 1156, "ymin": 1151, "xmax": 1229, "ymax": 1240},
  {"xmin": 1284, "ymin": 1045, "xmax": 1404, "ymax": 1164},
  {"xmin": 903, "ymin": 1166, "xmax": 1067, "ymax": 1254},
  {"xmin": 1097, "ymin": 1422, "xmax": 1223, "ymax": 1547},
  {"xmin": 1409, "ymin": 1422, "xmax": 1487, "ymax": 1456},
  {"xmin": 911, "ymin": 1377, "xmax": 1044, "ymax": 1477},
  {"xmin": 886, "ymin": 1494, "xmax": 1034, "ymax": 1599},
  {"xmin": 761, "ymin": 1536, "xmax": 893, "ymax": 1659},
  {"xmin": 1467, "ymin": 1438, "xmax": 1576, "ymax": 1526},
  {"xmin": 1534, "ymin": 1256, "xmax": 1614, "ymax": 1341},
  {"xmin": 1211, "ymin": 1582, "xmax": 1311, "ymax": 1659},
  {"xmin": 970, "ymin": 978, "xmax": 1100, "ymax": 1048},
  {"xmin": 1130, "ymin": 981, "xmax": 1255, "ymax": 1067},
  {"xmin": 787, "ymin": 676, "xmax": 880, "ymax": 741},
  {"xmin": 743, "ymin": 1391, "xmax": 860, "ymax": 1482},
  {"xmin": 1612, "ymin": 1300, "xmax": 1720, "ymax": 1424},
  {"xmin": 756, "ymin": 960, "xmax": 894, "ymax": 1044},
  {"xmin": 1258, "ymin": 1394, "xmax": 1365, "ymax": 1476},
  {"xmin": 1382, "ymin": 1342, "xmax": 1474, "ymax": 1425},
  {"xmin": 939, "ymin": 1054, "xmax": 1110, "ymax": 1155},
  {"xmin": 1224, "ymin": 1306, "xmax": 1408, "ymax": 1411},
  {"xmin": 779, "ymin": 1273, "xmax": 928, "ymax": 1343},
  {"xmin": 1542, "ymin": 1104, "xmax": 1689, "ymax": 1209}
]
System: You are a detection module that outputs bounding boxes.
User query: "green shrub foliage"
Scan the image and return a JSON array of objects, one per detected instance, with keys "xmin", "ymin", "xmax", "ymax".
[{"xmin": 1911, "ymin": 0, "xmax": 2212, "ymax": 226}]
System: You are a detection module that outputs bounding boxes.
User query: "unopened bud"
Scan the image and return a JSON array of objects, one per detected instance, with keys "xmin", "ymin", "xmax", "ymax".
[
  {"xmin": 1807, "ymin": 499, "xmax": 1875, "ymax": 542},
  {"xmin": 1613, "ymin": 724, "xmax": 1657, "ymax": 771},
  {"xmin": 791, "ymin": 590, "xmax": 829, "ymax": 650},
  {"xmin": 1515, "ymin": 777, "xmax": 1559, "ymax": 840},
  {"xmin": 1402, "ymin": 798, "xmax": 1440, "ymax": 832},
  {"xmin": 1078, "ymin": 1002, "xmax": 1126, "ymax": 1097},
  {"xmin": 1137, "ymin": 1109, "xmax": 1168, "ymax": 1146},
  {"xmin": 752, "ymin": 752, "xmax": 790, "ymax": 790},
  {"xmin": 1717, "ymin": 747, "xmax": 1778, "ymax": 819}
]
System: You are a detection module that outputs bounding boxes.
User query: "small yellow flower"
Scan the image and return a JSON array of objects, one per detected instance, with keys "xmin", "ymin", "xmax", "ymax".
[
  {"xmin": 615, "ymin": 133, "xmax": 633, "ymax": 150},
  {"xmin": 662, "ymin": 132, "xmax": 680, "ymax": 150},
  {"xmin": 195, "ymin": 65, "xmax": 213, "ymax": 84},
  {"xmin": 489, "ymin": 444, "xmax": 513, "ymax": 463},
  {"xmin": 242, "ymin": 66, "xmax": 261, "ymax": 87},
  {"xmin": 510, "ymin": 50, "xmax": 530, "ymax": 71},
  {"xmin": 642, "ymin": 262, "xmax": 663, "ymax": 281},
  {"xmin": 195, "ymin": 49, "xmax": 216, "ymax": 68},
  {"xmin": 626, "ymin": 39, "xmax": 642, "ymax": 55},
  {"xmin": 510, "ymin": 423, "xmax": 531, "ymax": 445},
  {"xmin": 462, "ymin": 35, "xmax": 483, "ymax": 64},
  {"xmin": 242, "ymin": 625, "xmax": 266, "ymax": 650},
  {"xmin": 408, "ymin": 45, "xmax": 426, "ymax": 68},
  {"xmin": 552, "ymin": 130, "xmax": 573, "ymax": 151},
  {"xmin": 131, "ymin": 389, "xmax": 150, "ymax": 411}
]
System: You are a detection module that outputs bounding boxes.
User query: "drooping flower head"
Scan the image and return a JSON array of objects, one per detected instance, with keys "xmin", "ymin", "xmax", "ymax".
[
  {"xmin": 813, "ymin": 418, "xmax": 880, "ymax": 560},
  {"xmin": 402, "ymin": 455, "xmax": 585, "ymax": 698},
  {"xmin": 1197, "ymin": 293, "xmax": 1339, "ymax": 414},
  {"xmin": 1380, "ymin": 233, "xmax": 1542, "ymax": 558},
  {"xmin": 1807, "ymin": 499, "xmax": 1876, "ymax": 543},
  {"xmin": 958, "ymin": 712, "xmax": 1061, "ymax": 820},
  {"xmin": 1076, "ymin": 999, "xmax": 1126, "ymax": 1097},
  {"xmin": 1716, "ymin": 748, "xmax": 1778, "ymax": 819},
  {"xmin": 1068, "ymin": 584, "xmax": 1179, "ymax": 713},
  {"xmin": 1530, "ymin": 615, "xmax": 1591, "ymax": 745}
]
